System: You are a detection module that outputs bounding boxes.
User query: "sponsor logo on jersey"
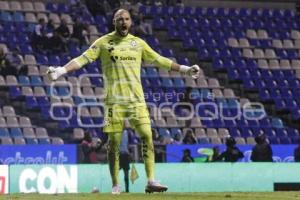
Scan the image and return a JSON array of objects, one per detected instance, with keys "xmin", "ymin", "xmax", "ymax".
[{"xmin": 120, "ymin": 56, "xmax": 136, "ymax": 61}]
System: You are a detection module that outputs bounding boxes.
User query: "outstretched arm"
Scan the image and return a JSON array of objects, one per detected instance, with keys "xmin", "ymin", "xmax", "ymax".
[
  {"xmin": 64, "ymin": 60, "xmax": 83, "ymax": 73},
  {"xmin": 170, "ymin": 62, "xmax": 180, "ymax": 71},
  {"xmin": 170, "ymin": 62, "xmax": 200, "ymax": 79},
  {"xmin": 47, "ymin": 37, "xmax": 102, "ymax": 81},
  {"xmin": 46, "ymin": 59, "xmax": 82, "ymax": 81},
  {"xmin": 141, "ymin": 39, "xmax": 200, "ymax": 79}
]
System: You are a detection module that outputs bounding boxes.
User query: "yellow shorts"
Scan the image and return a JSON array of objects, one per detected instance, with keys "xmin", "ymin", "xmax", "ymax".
[{"xmin": 103, "ymin": 103, "xmax": 151, "ymax": 133}]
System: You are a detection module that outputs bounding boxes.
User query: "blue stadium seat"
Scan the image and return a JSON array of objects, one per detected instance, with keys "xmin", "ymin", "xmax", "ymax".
[
  {"xmin": 70, "ymin": 47, "xmax": 81, "ymax": 57},
  {"xmin": 6, "ymin": 34, "xmax": 18, "ymax": 45},
  {"xmin": 201, "ymin": 119, "xmax": 213, "ymax": 127},
  {"xmin": 48, "ymin": 55, "xmax": 61, "ymax": 66},
  {"xmin": 38, "ymin": 138, "xmax": 51, "ymax": 144},
  {"xmin": 95, "ymin": 15, "xmax": 107, "ymax": 25},
  {"xmin": 41, "ymin": 106, "xmax": 50, "ymax": 119},
  {"xmin": 259, "ymin": 117, "xmax": 271, "ymax": 128},
  {"xmin": 30, "ymin": 76, "xmax": 43, "ymax": 86},
  {"xmin": 259, "ymin": 89, "xmax": 271, "ymax": 101},
  {"xmin": 183, "ymin": 6, "xmax": 194, "ymax": 16},
  {"xmin": 198, "ymin": 137, "xmax": 210, "ymax": 144},
  {"xmin": 276, "ymin": 128, "xmax": 288, "ymax": 137},
  {"xmin": 224, "ymin": 119, "xmax": 236, "ymax": 128},
  {"xmin": 61, "ymin": 55, "xmax": 71, "ymax": 64},
  {"xmin": 3, "ymin": 22, "xmax": 15, "ymax": 32},
  {"xmin": 36, "ymin": 96, "xmax": 50, "ymax": 107},
  {"xmin": 280, "ymin": 137, "xmax": 291, "ymax": 144},
  {"xmin": 212, "ymin": 119, "xmax": 225, "ymax": 128},
  {"xmin": 280, "ymin": 89, "xmax": 292, "ymax": 99},
  {"xmin": 73, "ymin": 96, "xmax": 85, "ymax": 105},
  {"xmin": 20, "ymin": 44, "xmax": 33, "ymax": 54},
  {"xmin": 213, "ymin": 59, "xmax": 225, "ymax": 71},
  {"xmin": 271, "ymin": 118, "xmax": 284, "ymax": 128},
  {"xmin": 36, "ymin": 55, "xmax": 49, "ymax": 65},
  {"xmin": 26, "ymin": 96, "xmax": 38, "ymax": 109},
  {"xmin": 167, "ymin": 28, "xmax": 180, "ymax": 40},
  {"xmin": 153, "ymin": 17, "xmax": 165, "ymax": 30},
  {"xmin": 161, "ymin": 78, "xmax": 173, "ymax": 88},
  {"xmin": 90, "ymin": 77, "xmax": 103, "ymax": 87},
  {"xmin": 291, "ymin": 137, "xmax": 300, "ymax": 144},
  {"xmin": 86, "ymin": 63, "xmax": 100, "ymax": 73},
  {"xmin": 270, "ymin": 89, "xmax": 281, "ymax": 99},
  {"xmin": 52, "ymin": 107, "xmax": 67, "ymax": 118},
  {"xmin": 57, "ymin": 86, "xmax": 70, "ymax": 96},
  {"xmin": 198, "ymin": 48, "xmax": 209, "ymax": 60},
  {"xmin": 46, "ymin": 86, "xmax": 58, "ymax": 96},
  {"xmin": 264, "ymin": 128, "xmax": 276, "ymax": 137},
  {"xmin": 12, "ymin": 12, "xmax": 24, "ymax": 22},
  {"xmin": 68, "ymin": 116, "xmax": 78, "ymax": 127},
  {"xmin": 0, "ymin": 12, "xmax": 12, "ymax": 21},
  {"xmin": 146, "ymin": 68, "xmax": 159, "ymax": 77},
  {"xmin": 57, "ymin": 3, "xmax": 69, "ymax": 13},
  {"xmin": 18, "ymin": 76, "xmax": 30, "ymax": 85},
  {"xmin": 158, "ymin": 128, "xmax": 170, "ymax": 136},
  {"xmin": 291, "ymin": 109, "xmax": 300, "ymax": 120},
  {"xmin": 0, "ymin": 128, "xmax": 10, "ymax": 137},
  {"xmin": 268, "ymin": 136, "xmax": 279, "ymax": 144},
  {"xmin": 9, "ymin": 86, "xmax": 22, "ymax": 99},
  {"xmin": 25, "ymin": 138, "xmax": 38, "ymax": 144},
  {"xmin": 173, "ymin": 78, "xmax": 185, "ymax": 88},
  {"xmin": 80, "ymin": 117, "xmax": 94, "ymax": 126},
  {"xmin": 15, "ymin": 22, "xmax": 26, "ymax": 32},
  {"xmin": 46, "ymin": 2, "xmax": 57, "ymax": 12},
  {"xmin": 286, "ymin": 99, "xmax": 298, "ymax": 109},
  {"xmin": 10, "ymin": 128, "xmax": 23, "ymax": 137},
  {"xmin": 161, "ymin": 49, "xmax": 174, "ymax": 57},
  {"xmin": 175, "ymin": 18, "xmax": 187, "ymax": 27},
  {"xmin": 163, "ymin": 16, "xmax": 176, "ymax": 28},
  {"xmin": 170, "ymin": 128, "xmax": 182, "ymax": 137}
]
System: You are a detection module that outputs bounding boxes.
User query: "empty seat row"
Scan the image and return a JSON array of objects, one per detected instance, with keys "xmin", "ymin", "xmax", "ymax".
[
  {"xmin": 4, "ymin": 75, "xmax": 228, "ymax": 92},
  {"xmin": 229, "ymin": 37, "xmax": 300, "ymax": 50},
  {"xmin": 0, "ymin": 10, "xmax": 73, "ymax": 24},
  {"xmin": 0, "ymin": 116, "xmax": 31, "ymax": 128},
  {"xmin": 0, "ymin": 1, "xmax": 45, "ymax": 12},
  {"xmin": 0, "ymin": 136, "xmax": 63, "ymax": 145},
  {"xmin": 141, "ymin": 5, "xmax": 295, "ymax": 19},
  {"xmin": 0, "ymin": 127, "xmax": 47, "ymax": 138},
  {"xmin": 258, "ymin": 59, "xmax": 300, "ymax": 69}
]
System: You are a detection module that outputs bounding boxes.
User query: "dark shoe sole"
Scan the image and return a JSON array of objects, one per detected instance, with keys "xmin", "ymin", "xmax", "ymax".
[{"xmin": 145, "ymin": 186, "xmax": 168, "ymax": 193}]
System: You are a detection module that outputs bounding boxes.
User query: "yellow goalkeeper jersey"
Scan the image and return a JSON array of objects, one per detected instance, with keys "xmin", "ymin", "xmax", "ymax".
[{"xmin": 74, "ymin": 31, "xmax": 173, "ymax": 104}]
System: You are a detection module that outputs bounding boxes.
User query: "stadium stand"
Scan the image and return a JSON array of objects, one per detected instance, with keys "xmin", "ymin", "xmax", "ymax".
[
  {"xmin": 0, "ymin": 105, "xmax": 54, "ymax": 145},
  {"xmin": 0, "ymin": 0, "xmax": 299, "ymax": 147}
]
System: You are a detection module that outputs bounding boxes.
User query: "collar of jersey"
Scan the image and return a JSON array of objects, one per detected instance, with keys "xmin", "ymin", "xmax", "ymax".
[{"xmin": 111, "ymin": 31, "xmax": 133, "ymax": 39}]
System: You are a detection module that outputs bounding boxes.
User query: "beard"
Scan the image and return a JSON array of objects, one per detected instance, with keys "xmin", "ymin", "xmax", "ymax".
[{"xmin": 116, "ymin": 25, "xmax": 130, "ymax": 37}]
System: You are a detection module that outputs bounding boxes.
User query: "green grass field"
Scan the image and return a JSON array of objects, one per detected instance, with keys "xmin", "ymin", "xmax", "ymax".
[{"xmin": 1, "ymin": 192, "xmax": 300, "ymax": 200}]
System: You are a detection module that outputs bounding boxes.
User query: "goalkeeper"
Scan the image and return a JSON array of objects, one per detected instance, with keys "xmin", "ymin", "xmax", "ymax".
[{"xmin": 47, "ymin": 9, "xmax": 200, "ymax": 194}]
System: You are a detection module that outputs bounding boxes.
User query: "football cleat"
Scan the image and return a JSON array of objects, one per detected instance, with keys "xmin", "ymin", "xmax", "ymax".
[
  {"xmin": 111, "ymin": 185, "xmax": 121, "ymax": 195},
  {"xmin": 145, "ymin": 181, "xmax": 168, "ymax": 193}
]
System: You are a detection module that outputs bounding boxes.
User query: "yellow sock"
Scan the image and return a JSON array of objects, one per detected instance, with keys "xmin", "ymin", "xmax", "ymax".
[
  {"xmin": 135, "ymin": 124, "xmax": 155, "ymax": 181},
  {"xmin": 107, "ymin": 132, "xmax": 122, "ymax": 186}
]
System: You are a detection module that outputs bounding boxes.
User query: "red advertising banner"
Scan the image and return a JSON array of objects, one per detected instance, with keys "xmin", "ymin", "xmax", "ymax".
[{"xmin": 0, "ymin": 176, "xmax": 5, "ymax": 194}]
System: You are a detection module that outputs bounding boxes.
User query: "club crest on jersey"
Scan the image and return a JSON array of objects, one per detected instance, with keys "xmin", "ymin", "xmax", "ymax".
[{"xmin": 130, "ymin": 39, "xmax": 137, "ymax": 47}]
